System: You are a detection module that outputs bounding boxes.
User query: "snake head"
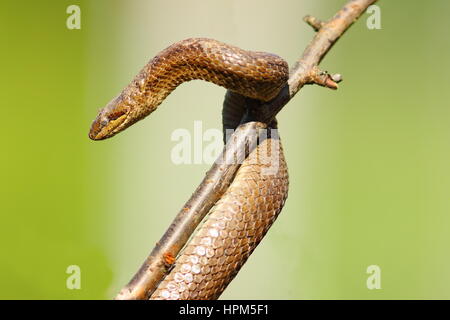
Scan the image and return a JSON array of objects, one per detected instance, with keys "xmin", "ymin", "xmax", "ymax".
[{"xmin": 89, "ymin": 95, "xmax": 132, "ymax": 140}]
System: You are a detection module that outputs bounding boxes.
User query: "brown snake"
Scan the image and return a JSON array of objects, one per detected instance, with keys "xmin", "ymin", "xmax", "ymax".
[{"xmin": 89, "ymin": 38, "xmax": 290, "ymax": 299}]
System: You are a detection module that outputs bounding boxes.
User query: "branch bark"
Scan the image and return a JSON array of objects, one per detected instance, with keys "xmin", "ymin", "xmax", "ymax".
[{"xmin": 116, "ymin": 0, "xmax": 378, "ymax": 300}]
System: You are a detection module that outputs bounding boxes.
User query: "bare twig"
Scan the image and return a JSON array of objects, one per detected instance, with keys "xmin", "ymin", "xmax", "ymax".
[
  {"xmin": 116, "ymin": 0, "xmax": 378, "ymax": 300},
  {"xmin": 303, "ymin": 15, "xmax": 325, "ymax": 32}
]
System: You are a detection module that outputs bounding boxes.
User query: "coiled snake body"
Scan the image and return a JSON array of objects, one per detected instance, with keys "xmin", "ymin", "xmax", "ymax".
[{"xmin": 89, "ymin": 38, "xmax": 290, "ymax": 299}]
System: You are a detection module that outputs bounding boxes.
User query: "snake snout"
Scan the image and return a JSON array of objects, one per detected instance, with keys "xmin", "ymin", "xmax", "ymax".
[{"xmin": 89, "ymin": 107, "xmax": 130, "ymax": 140}]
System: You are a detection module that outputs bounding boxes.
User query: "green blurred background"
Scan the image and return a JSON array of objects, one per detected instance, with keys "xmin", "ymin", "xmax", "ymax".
[{"xmin": 1, "ymin": 0, "xmax": 449, "ymax": 299}]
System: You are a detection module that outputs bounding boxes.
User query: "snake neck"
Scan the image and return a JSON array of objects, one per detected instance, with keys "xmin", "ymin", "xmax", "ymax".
[{"xmin": 126, "ymin": 38, "xmax": 288, "ymax": 116}]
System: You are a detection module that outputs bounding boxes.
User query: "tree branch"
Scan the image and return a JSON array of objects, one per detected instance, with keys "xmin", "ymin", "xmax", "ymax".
[{"xmin": 115, "ymin": 0, "xmax": 378, "ymax": 300}]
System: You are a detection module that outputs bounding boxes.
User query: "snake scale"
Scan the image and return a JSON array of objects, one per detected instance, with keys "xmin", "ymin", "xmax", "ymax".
[{"xmin": 89, "ymin": 38, "xmax": 290, "ymax": 299}]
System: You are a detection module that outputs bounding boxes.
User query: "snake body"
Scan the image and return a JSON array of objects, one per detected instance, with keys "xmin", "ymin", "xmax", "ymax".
[{"xmin": 89, "ymin": 38, "xmax": 290, "ymax": 299}]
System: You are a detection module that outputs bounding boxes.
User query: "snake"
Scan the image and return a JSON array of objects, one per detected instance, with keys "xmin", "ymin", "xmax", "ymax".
[{"xmin": 89, "ymin": 38, "xmax": 290, "ymax": 299}]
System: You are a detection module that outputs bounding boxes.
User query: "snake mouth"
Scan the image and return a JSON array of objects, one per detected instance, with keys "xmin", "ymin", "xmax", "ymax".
[{"xmin": 89, "ymin": 109, "xmax": 129, "ymax": 140}]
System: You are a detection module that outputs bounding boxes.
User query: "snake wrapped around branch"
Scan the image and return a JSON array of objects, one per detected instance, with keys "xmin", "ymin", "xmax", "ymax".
[{"xmin": 89, "ymin": 38, "xmax": 290, "ymax": 299}]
